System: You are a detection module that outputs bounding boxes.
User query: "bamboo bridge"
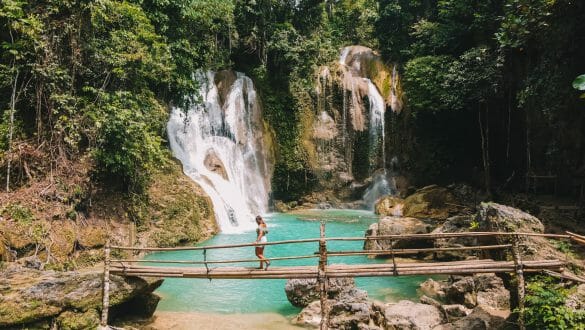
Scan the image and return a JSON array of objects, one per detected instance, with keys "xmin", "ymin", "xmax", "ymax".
[{"xmin": 99, "ymin": 225, "xmax": 585, "ymax": 330}]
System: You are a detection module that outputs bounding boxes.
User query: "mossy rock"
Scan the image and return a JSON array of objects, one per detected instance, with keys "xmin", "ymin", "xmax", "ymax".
[
  {"xmin": 145, "ymin": 162, "xmax": 217, "ymax": 247},
  {"xmin": 57, "ymin": 310, "xmax": 99, "ymax": 330},
  {"xmin": 0, "ymin": 300, "xmax": 61, "ymax": 327},
  {"xmin": 77, "ymin": 225, "xmax": 106, "ymax": 249},
  {"xmin": 49, "ymin": 220, "xmax": 76, "ymax": 262},
  {"xmin": 402, "ymin": 185, "xmax": 458, "ymax": 220}
]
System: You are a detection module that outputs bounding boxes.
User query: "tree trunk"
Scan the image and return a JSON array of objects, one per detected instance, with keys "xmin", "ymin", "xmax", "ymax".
[
  {"xmin": 6, "ymin": 69, "xmax": 19, "ymax": 192},
  {"xmin": 478, "ymin": 103, "xmax": 491, "ymax": 196}
]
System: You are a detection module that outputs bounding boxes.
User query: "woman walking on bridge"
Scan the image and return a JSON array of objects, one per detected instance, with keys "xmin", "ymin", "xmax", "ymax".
[{"xmin": 254, "ymin": 215, "xmax": 270, "ymax": 270}]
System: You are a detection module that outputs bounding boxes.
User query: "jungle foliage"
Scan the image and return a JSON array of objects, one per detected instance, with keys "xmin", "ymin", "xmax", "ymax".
[{"xmin": 1, "ymin": 0, "xmax": 584, "ymax": 198}]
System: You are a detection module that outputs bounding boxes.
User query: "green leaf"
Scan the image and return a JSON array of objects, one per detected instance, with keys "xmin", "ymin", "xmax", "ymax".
[{"xmin": 573, "ymin": 75, "xmax": 585, "ymax": 91}]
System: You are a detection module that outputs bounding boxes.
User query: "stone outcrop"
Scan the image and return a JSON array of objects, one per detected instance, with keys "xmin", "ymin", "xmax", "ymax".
[
  {"xmin": 444, "ymin": 274, "xmax": 510, "ymax": 310},
  {"xmin": 0, "ymin": 264, "xmax": 162, "ymax": 329},
  {"xmin": 375, "ymin": 196, "xmax": 405, "ymax": 216},
  {"xmin": 402, "ymin": 185, "xmax": 460, "ymax": 220},
  {"xmin": 364, "ymin": 216, "xmax": 433, "ymax": 251},
  {"xmin": 292, "ymin": 287, "xmax": 376, "ymax": 329},
  {"xmin": 434, "ymin": 306, "xmax": 509, "ymax": 330},
  {"xmin": 383, "ymin": 300, "xmax": 445, "ymax": 329},
  {"xmin": 285, "ymin": 277, "xmax": 355, "ymax": 308}
]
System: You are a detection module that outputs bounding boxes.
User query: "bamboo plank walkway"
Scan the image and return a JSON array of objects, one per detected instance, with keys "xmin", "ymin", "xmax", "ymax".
[
  {"xmin": 99, "ymin": 227, "xmax": 585, "ymax": 330},
  {"xmin": 110, "ymin": 259, "xmax": 565, "ymax": 279}
]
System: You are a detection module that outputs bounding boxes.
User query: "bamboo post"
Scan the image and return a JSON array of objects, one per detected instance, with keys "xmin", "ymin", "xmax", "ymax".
[
  {"xmin": 511, "ymin": 236, "xmax": 525, "ymax": 330},
  {"xmin": 319, "ymin": 221, "xmax": 329, "ymax": 330},
  {"xmin": 100, "ymin": 240, "xmax": 111, "ymax": 329}
]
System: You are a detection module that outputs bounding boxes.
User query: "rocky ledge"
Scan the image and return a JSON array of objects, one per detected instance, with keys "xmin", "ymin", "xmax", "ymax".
[
  {"xmin": 285, "ymin": 273, "xmax": 511, "ymax": 329},
  {"xmin": 0, "ymin": 263, "xmax": 162, "ymax": 329}
]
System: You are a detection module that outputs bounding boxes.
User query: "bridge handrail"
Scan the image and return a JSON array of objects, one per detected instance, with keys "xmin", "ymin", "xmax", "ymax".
[{"xmin": 109, "ymin": 231, "xmax": 572, "ymax": 252}]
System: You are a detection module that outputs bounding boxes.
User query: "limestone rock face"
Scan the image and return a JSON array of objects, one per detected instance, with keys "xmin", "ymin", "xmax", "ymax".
[
  {"xmin": 444, "ymin": 274, "xmax": 510, "ymax": 310},
  {"xmin": 0, "ymin": 264, "xmax": 162, "ymax": 328},
  {"xmin": 364, "ymin": 216, "xmax": 433, "ymax": 251},
  {"xmin": 204, "ymin": 150, "xmax": 228, "ymax": 181},
  {"xmin": 292, "ymin": 287, "xmax": 376, "ymax": 329},
  {"xmin": 383, "ymin": 300, "xmax": 445, "ymax": 329},
  {"xmin": 476, "ymin": 202, "xmax": 544, "ymax": 234},
  {"xmin": 430, "ymin": 216, "xmax": 477, "ymax": 260},
  {"xmin": 474, "ymin": 202, "xmax": 577, "ymax": 266},
  {"xmin": 285, "ymin": 277, "xmax": 356, "ymax": 308},
  {"xmin": 402, "ymin": 185, "xmax": 459, "ymax": 220},
  {"xmin": 375, "ymin": 196, "xmax": 405, "ymax": 216},
  {"xmin": 434, "ymin": 306, "xmax": 509, "ymax": 330}
]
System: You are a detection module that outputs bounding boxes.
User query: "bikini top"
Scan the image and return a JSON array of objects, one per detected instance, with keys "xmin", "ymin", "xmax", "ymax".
[{"xmin": 257, "ymin": 225, "xmax": 268, "ymax": 235}]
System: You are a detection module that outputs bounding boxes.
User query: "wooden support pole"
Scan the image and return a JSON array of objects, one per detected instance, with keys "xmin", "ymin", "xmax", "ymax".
[
  {"xmin": 100, "ymin": 240, "xmax": 111, "ymax": 329},
  {"xmin": 319, "ymin": 221, "xmax": 329, "ymax": 330},
  {"xmin": 511, "ymin": 236, "xmax": 526, "ymax": 330}
]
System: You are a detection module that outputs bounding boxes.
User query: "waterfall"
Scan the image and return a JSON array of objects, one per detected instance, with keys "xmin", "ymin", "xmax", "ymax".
[
  {"xmin": 338, "ymin": 46, "xmax": 395, "ymax": 208},
  {"xmin": 167, "ymin": 71, "xmax": 272, "ymax": 233}
]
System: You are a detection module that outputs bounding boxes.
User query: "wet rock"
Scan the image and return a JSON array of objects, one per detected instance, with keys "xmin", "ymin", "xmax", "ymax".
[
  {"xmin": 383, "ymin": 300, "xmax": 445, "ymax": 329},
  {"xmin": 285, "ymin": 277, "xmax": 355, "ymax": 307},
  {"xmin": 374, "ymin": 196, "xmax": 404, "ymax": 216},
  {"xmin": 364, "ymin": 216, "xmax": 433, "ymax": 252},
  {"xmin": 204, "ymin": 150, "xmax": 228, "ymax": 181},
  {"xmin": 402, "ymin": 185, "xmax": 459, "ymax": 220}
]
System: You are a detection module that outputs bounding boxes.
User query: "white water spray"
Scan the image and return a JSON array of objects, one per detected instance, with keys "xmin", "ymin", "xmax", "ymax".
[{"xmin": 167, "ymin": 71, "xmax": 272, "ymax": 233}]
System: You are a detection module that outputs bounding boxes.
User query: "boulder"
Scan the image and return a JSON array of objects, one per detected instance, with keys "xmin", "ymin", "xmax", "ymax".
[
  {"xmin": 444, "ymin": 274, "xmax": 509, "ymax": 310},
  {"xmin": 433, "ymin": 306, "xmax": 509, "ymax": 330},
  {"xmin": 430, "ymin": 216, "xmax": 478, "ymax": 260},
  {"xmin": 292, "ymin": 288, "xmax": 377, "ymax": 329},
  {"xmin": 419, "ymin": 279, "xmax": 446, "ymax": 300},
  {"xmin": 285, "ymin": 277, "xmax": 356, "ymax": 307},
  {"xmin": 474, "ymin": 202, "xmax": 572, "ymax": 264},
  {"xmin": 0, "ymin": 264, "xmax": 162, "ymax": 328},
  {"xmin": 476, "ymin": 202, "xmax": 544, "ymax": 234},
  {"xmin": 364, "ymin": 216, "xmax": 433, "ymax": 251},
  {"xmin": 375, "ymin": 196, "xmax": 404, "ymax": 216},
  {"xmin": 383, "ymin": 300, "xmax": 445, "ymax": 329},
  {"xmin": 402, "ymin": 185, "xmax": 459, "ymax": 220}
]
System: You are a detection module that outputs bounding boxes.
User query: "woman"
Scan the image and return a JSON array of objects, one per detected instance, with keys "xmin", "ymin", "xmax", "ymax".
[{"xmin": 254, "ymin": 215, "xmax": 270, "ymax": 270}]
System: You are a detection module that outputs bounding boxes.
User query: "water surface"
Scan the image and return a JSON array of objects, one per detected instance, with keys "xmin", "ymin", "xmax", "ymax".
[{"xmin": 146, "ymin": 210, "xmax": 427, "ymax": 315}]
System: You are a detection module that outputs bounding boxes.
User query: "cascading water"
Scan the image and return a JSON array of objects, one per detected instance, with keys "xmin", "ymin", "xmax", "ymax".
[
  {"xmin": 338, "ymin": 46, "xmax": 395, "ymax": 208},
  {"xmin": 167, "ymin": 71, "xmax": 272, "ymax": 233}
]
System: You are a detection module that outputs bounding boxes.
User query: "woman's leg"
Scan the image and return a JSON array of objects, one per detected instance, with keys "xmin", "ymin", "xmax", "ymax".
[{"xmin": 255, "ymin": 246, "xmax": 264, "ymax": 269}]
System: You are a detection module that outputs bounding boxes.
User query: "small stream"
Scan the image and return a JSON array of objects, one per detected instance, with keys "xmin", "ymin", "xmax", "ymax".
[{"xmin": 145, "ymin": 210, "xmax": 428, "ymax": 316}]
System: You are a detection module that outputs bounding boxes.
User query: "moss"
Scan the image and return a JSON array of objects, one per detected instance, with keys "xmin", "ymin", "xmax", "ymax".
[
  {"xmin": 145, "ymin": 161, "xmax": 217, "ymax": 248},
  {"xmin": 0, "ymin": 300, "xmax": 61, "ymax": 326},
  {"xmin": 57, "ymin": 310, "xmax": 99, "ymax": 330}
]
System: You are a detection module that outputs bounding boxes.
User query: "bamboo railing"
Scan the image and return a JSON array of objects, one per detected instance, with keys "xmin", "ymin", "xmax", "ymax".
[{"xmin": 100, "ymin": 228, "xmax": 585, "ymax": 330}]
